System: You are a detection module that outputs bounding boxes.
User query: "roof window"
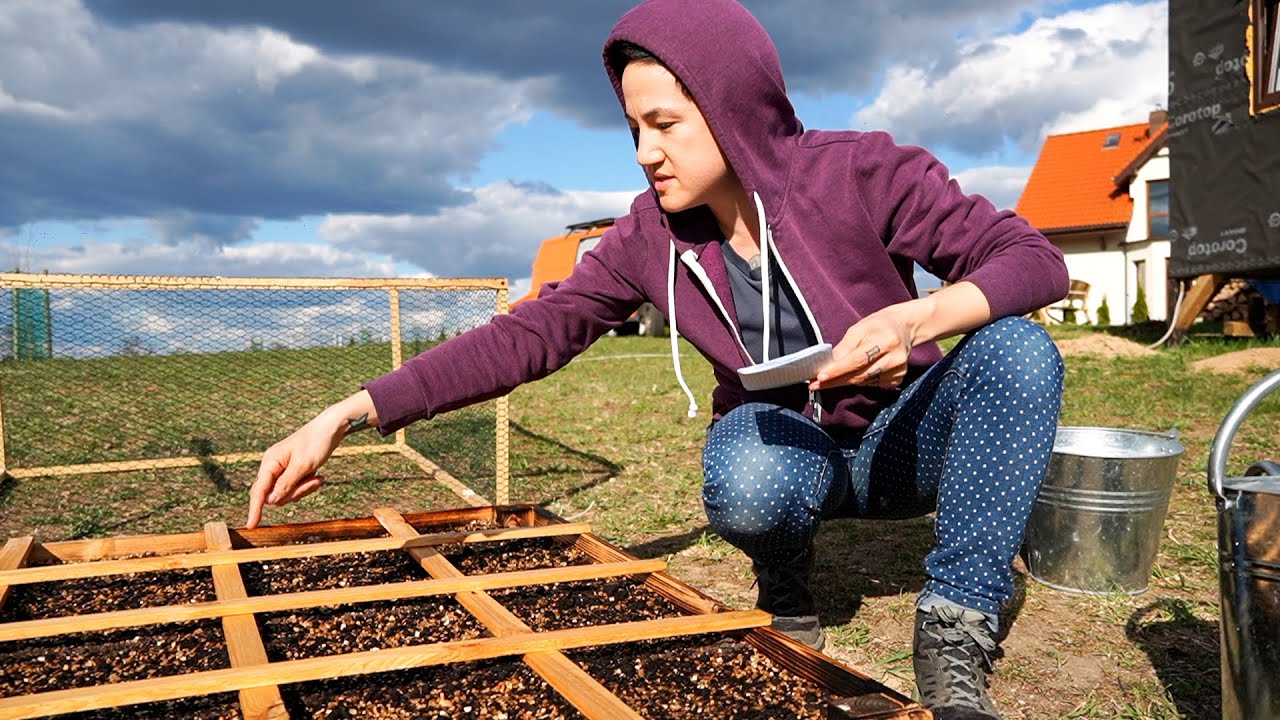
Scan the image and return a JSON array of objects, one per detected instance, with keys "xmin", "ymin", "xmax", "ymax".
[{"xmin": 1102, "ymin": 132, "xmax": 1121, "ymax": 149}]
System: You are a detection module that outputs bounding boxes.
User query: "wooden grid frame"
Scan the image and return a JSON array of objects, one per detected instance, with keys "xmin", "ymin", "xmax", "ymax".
[
  {"xmin": 0, "ymin": 273, "xmax": 511, "ymax": 505},
  {"xmin": 0, "ymin": 505, "xmax": 930, "ymax": 720}
]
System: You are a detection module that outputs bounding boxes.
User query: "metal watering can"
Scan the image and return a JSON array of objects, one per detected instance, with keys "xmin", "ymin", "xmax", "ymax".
[{"xmin": 1209, "ymin": 368, "xmax": 1280, "ymax": 720}]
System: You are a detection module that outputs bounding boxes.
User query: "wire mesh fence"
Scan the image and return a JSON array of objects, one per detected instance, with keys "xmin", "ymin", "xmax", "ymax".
[{"xmin": 0, "ymin": 274, "xmax": 509, "ymax": 519}]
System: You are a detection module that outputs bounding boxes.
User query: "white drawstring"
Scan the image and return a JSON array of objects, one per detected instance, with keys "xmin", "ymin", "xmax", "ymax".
[
  {"xmin": 766, "ymin": 213, "xmax": 824, "ymax": 346},
  {"xmin": 668, "ymin": 239, "xmax": 698, "ymax": 418},
  {"xmin": 664, "ymin": 196, "xmax": 826, "ymax": 422},
  {"xmin": 756, "ymin": 193, "xmax": 772, "ymax": 363},
  {"xmin": 753, "ymin": 192, "xmax": 827, "ymax": 421}
]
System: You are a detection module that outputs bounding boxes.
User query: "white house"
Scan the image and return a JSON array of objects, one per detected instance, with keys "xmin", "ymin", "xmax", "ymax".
[{"xmin": 1017, "ymin": 111, "xmax": 1170, "ymax": 324}]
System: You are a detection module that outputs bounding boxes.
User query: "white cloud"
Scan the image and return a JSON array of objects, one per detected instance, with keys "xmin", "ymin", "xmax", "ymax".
[
  {"xmin": 0, "ymin": 86, "xmax": 72, "ymax": 119},
  {"xmin": 1, "ymin": 180, "xmax": 636, "ymax": 290},
  {"xmin": 953, "ymin": 165, "xmax": 1034, "ymax": 211},
  {"xmin": 2, "ymin": 234, "xmax": 398, "ymax": 278},
  {"xmin": 249, "ymin": 28, "xmax": 320, "ymax": 91},
  {"xmin": 139, "ymin": 310, "xmax": 174, "ymax": 334},
  {"xmin": 1044, "ymin": 96, "xmax": 1158, "ymax": 136},
  {"xmin": 319, "ymin": 181, "xmax": 640, "ymax": 279},
  {"xmin": 853, "ymin": 1, "xmax": 1167, "ymax": 155}
]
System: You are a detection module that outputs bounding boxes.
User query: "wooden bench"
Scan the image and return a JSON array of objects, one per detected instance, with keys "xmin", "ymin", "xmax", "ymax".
[{"xmin": 1039, "ymin": 279, "xmax": 1091, "ymax": 324}]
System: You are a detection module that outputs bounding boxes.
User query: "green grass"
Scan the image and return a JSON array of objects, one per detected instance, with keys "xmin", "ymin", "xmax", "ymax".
[{"xmin": 1, "ymin": 324, "xmax": 1278, "ymax": 718}]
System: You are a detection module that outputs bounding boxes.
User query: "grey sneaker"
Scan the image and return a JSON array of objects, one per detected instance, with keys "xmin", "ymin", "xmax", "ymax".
[
  {"xmin": 752, "ymin": 551, "xmax": 827, "ymax": 652},
  {"xmin": 913, "ymin": 605, "xmax": 1001, "ymax": 720},
  {"xmin": 770, "ymin": 614, "xmax": 826, "ymax": 651}
]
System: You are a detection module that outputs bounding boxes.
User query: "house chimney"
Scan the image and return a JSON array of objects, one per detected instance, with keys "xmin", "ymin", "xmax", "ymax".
[{"xmin": 1149, "ymin": 108, "xmax": 1168, "ymax": 135}]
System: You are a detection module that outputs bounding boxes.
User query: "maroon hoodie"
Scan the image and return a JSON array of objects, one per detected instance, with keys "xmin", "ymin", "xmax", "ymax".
[{"xmin": 365, "ymin": 0, "xmax": 1068, "ymax": 434}]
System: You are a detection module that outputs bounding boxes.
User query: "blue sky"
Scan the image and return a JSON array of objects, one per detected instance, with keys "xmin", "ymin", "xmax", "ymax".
[{"xmin": 1, "ymin": 0, "xmax": 1168, "ymax": 300}]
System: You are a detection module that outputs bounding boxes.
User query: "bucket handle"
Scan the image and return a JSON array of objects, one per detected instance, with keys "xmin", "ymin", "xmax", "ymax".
[{"xmin": 1208, "ymin": 368, "xmax": 1280, "ymax": 499}]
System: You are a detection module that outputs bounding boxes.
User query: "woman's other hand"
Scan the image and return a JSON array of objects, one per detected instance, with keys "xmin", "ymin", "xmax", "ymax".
[
  {"xmin": 811, "ymin": 305, "xmax": 915, "ymax": 390},
  {"xmin": 809, "ymin": 281, "xmax": 992, "ymax": 391}
]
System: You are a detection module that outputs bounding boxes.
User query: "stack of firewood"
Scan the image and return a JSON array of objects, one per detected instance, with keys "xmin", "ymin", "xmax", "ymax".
[{"xmin": 1201, "ymin": 279, "xmax": 1269, "ymax": 336}]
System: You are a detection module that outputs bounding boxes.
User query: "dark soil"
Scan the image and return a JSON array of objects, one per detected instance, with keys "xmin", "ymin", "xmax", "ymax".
[
  {"xmin": 440, "ymin": 536, "xmax": 591, "ymax": 574},
  {"xmin": 0, "ymin": 569, "xmax": 217, "ymax": 622},
  {"xmin": 257, "ymin": 596, "xmax": 484, "ymax": 660},
  {"xmin": 0, "ymin": 620, "xmax": 228, "ymax": 697},
  {"xmin": 240, "ymin": 549, "xmax": 428, "ymax": 595},
  {"xmin": 491, "ymin": 577, "xmax": 684, "ymax": 631},
  {"xmin": 407, "ymin": 518, "xmax": 502, "ymax": 535},
  {"xmin": 282, "ymin": 659, "xmax": 582, "ymax": 719},
  {"xmin": 570, "ymin": 635, "xmax": 831, "ymax": 720}
]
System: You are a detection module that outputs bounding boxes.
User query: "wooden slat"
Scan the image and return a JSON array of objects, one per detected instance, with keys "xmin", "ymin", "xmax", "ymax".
[
  {"xmin": 30, "ymin": 531, "xmax": 210, "ymax": 565},
  {"xmin": 743, "ymin": 627, "xmax": 921, "ymax": 708},
  {"xmin": 4, "ymin": 443, "xmax": 399, "ymax": 481},
  {"xmin": 389, "ymin": 287, "xmax": 409, "ymax": 451},
  {"xmin": 203, "ymin": 522, "xmax": 287, "ymax": 720},
  {"xmin": 0, "ymin": 611, "xmax": 767, "ymax": 719},
  {"xmin": 524, "ymin": 651, "xmax": 652, "ymax": 718},
  {"xmin": 0, "ymin": 378, "xmax": 9, "ymax": 476},
  {"xmin": 0, "ymin": 536, "xmax": 35, "ymax": 612},
  {"xmin": 494, "ymin": 284, "xmax": 511, "ymax": 505},
  {"xmin": 373, "ymin": 508, "xmax": 644, "ymax": 720},
  {"xmin": 570, "ymin": 530, "xmax": 725, "ymax": 616},
  {"xmin": 395, "ymin": 445, "xmax": 490, "ymax": 506},
  {"xmin": 538, "ymin": 508, "xmax": 727, "ymax": 615},
  {"xmin": 0, "ymin": 559, "xmax": 667, "ymax": 642},
  {"xmin": 1170, "ymin": 273, "xmax": 1226, "ymax": 340},
  {"xmin": 0, "ymin": 272, "xmax": 507, "ymax": 292},
  {"xmin": 0, "ymin": 523, "xmax": 590, "ymax": 586},
  {"xmin": 31, "ymin": 506, "xmax": 526, "ymax": 564}
]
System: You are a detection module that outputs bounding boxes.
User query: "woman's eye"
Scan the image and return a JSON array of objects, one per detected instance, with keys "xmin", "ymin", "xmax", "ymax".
[{"xmin": 656, "ymin": 121, "xmax": 675, "ymax": 131}]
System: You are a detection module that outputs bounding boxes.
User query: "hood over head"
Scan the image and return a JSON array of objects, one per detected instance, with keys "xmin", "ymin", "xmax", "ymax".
[{"xmin": 603, "ymin": 0, "xmax": 802, "ymax": 216}]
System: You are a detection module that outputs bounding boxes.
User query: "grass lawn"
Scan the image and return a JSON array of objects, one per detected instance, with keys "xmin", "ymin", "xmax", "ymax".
[{"xmin": 2, "ymin": 322, "xmax": 1278, "ymax": 718}]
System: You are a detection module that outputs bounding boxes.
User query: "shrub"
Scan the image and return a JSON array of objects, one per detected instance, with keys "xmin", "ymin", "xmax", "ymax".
[
  {"xmin": 1097, "ymin": 295, "xmax": 1111, "ymax": 326},
  {"xmin": 1132, "ymin": 284, "xmax": 1150, "ymax": 324}
]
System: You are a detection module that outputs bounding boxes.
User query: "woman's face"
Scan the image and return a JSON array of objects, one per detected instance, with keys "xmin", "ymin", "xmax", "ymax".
[{"xmin": 621, "ymin": 61, "xmax": 736, "ymax": 214}]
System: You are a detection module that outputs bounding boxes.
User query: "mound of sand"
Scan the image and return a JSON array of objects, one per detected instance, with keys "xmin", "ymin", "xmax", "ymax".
[
  {"xmin": 1190, "ymin": 348, "xmax": 1280, "ymax": 375},
  {"xmin": 1055, "ymin": 334, "xmax": 1158, "ymax": 357}
]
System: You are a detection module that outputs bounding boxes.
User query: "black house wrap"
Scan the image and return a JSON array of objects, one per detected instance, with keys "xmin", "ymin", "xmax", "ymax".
[{"xmin": 1169, "ymin": 0, "xmax": 1280, "ymax": 279}]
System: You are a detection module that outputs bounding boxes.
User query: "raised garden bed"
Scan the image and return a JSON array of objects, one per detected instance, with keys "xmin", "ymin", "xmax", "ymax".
[{"xmin": 0, "ymin": 504, "xmax": 930, "ymax": 719}]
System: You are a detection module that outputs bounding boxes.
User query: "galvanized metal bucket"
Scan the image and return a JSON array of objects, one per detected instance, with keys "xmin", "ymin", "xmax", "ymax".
[
  {"xmin": 1021, "ymin": 426, "xmax": 1185, "ymax": 594},
  {"xmin": 1209, "ymin": 368, "xmax": 1280, "ymax": 720}
]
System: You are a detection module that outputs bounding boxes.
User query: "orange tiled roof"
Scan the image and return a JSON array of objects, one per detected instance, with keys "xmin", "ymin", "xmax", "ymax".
[{"xmin": 1016, "ymin": 122, "xmax": 1161, "ymax": 234}]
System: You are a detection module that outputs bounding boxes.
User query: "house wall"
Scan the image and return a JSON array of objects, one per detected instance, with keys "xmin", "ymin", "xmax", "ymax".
[
  {"xmin": 1047, "ymin": 152, "xmax": 1174, "ymax": 326},
  {"xmin": 1050, "ymin": 231, "xmax": 1129, "ymax": 324},
  {"xmin": 1123, "ymin": 149, "xmax": 1173, "ymax": 321}
]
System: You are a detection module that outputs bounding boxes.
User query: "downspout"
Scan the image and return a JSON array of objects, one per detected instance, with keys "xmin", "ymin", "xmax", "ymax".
[{"xmin": 1122, "ymin": 235, "xmax": 1130, "ymax": 324}]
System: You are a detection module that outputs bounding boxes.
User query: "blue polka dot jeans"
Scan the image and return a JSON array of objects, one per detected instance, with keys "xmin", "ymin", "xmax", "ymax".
[{"xmin": 702, "ymin": 317, "xmax": 1064, "ymax": 623}]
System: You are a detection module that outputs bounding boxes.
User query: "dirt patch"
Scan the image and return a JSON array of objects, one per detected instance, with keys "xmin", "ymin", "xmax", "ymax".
[
  {"xmin": 1190, "ymin": 347, "xmax": 1280, "ymax": 375},
  {"xmin": 570, "ymin": 636, "xmax": 832, "ymax": 719},
  {"xmin": 283, "ymin": 660, "xmax": 578, "ymax": 719},
  {"xmin": 1055, "ymin": 334, "xmax": 1157, "ymax": 357},
  {"xmin": 0, "ymin": 620, "xmax": 229, "ymax": 697},
  {"xmin": 491, "ymin": 577, "xmax": 684, "ymax": 630}
]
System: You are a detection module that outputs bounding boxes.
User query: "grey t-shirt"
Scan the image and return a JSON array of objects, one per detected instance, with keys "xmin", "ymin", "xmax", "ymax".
[{"xmin": 721, "ymin": 241, "xmax": 818, "ymax": 364}]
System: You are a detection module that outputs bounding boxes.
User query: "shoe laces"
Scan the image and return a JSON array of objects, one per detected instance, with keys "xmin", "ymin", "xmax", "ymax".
[
  {"xmin": 918, "ymin": 607, "xmax": 998, "ymax": 712},
  {"xmin": 751, "ymin": 560, "xmax": 814, "ymax": 618}
]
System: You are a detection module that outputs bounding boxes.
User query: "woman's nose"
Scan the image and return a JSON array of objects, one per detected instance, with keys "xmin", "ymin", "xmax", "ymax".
[{"xmin": 635, "ymin": 133, "xmax": 662, "ymax": 166}]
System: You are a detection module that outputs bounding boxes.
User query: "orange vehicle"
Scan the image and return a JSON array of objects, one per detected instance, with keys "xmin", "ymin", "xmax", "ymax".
[{"xmin": 512, "ymin": 217, "xmax": 666, "ymax": 336}]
